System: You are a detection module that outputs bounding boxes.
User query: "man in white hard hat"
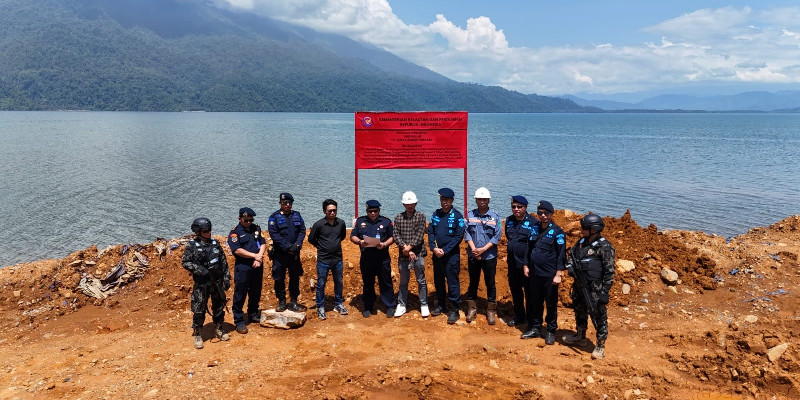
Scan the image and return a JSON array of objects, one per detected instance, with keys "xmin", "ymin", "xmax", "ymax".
[
  {"xmin": 463, "ymin": 187, "xmax": 502, "ymax": 324},
  {"xmin": 392, "ymin": 191, "xmax": 430, "ymax": 317}
]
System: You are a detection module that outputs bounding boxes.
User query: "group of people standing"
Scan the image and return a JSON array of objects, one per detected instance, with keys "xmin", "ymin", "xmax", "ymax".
[{"xmin": 182, "ymin": 189, "xmax": 615, "ymax": 360}]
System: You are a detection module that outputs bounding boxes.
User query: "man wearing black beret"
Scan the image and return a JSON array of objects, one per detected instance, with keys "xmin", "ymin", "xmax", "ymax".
[
  {"xmin": 521, "ymin": 200, "xmax": 567, "ymax": 345},
  {"xmin": 268, "ymin": 193, "xmax": 307, "ymax": 314},
  {"xmin": 228, "ymin": 207, "xmax": 266, "ymax": 334},
  {"xmin": 350, "ymin": 200, "xmax": 396, "ymax": 318},
  {"xmin": 428, "ymin": 188, "xmax": 466, "ymax": 324}
]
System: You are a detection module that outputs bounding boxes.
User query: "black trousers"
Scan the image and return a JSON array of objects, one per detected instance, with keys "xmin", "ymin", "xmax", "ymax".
[
  {"xmin": 432, "ymin": 252, "xmax": 461, "ymax": 309},
  {"xmin": 360, "ymin": 256, "xmax": 395, "ymax": 311},
  {"xmin": 233, "ymin": 263, "xmax": 263, "ymax": 325},
  {"xmin": 466, "ymin": 257, "xmax": 497, "ymax": 303},
  {"xmin": 507, "ymin": 262, "xmax": 528, "ymax": 319},
  {"xmin": 272, "ymin": 252, "xmax": 303, "ymax": 303},
  {"xmin": 527, "ymin": 274, "xmax": 559, "ymax": 333}
]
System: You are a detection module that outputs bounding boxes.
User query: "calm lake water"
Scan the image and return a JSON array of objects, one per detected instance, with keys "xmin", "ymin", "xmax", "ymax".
[{"xmin": 1, "ymin": 111, "xmax": 799, "ymax": 267}]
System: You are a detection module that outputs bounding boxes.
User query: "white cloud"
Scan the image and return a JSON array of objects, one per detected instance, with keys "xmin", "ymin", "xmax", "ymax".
[
  {"xmin": 220, "ymin": 1, "xmax": 800, "ymax": 95},
  {"xmin": 429, "ymin": 15, "xmax": 508, "ymax": 53},
  {"xmin": 642, "ymin": 7, "xmax": 752, "ymax": 42}
]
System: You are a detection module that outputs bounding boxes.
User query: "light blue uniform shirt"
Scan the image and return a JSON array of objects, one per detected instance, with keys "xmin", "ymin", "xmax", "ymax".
[{"xmin": 464, "ymin": 208, "xmax": 502, "ymax": 260}]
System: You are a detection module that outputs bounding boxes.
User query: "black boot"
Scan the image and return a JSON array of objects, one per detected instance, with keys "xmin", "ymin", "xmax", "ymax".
[
  {"xmin": 447, "ymin": 309, "xmax": 460, "ymax": 324},
  {"xmin": 520, "ymin": 327, "xmax": 542, "ymax": 339},
  {"xmin": 565, "ymin": 329, "xmax": 587, "ymax": 345}
]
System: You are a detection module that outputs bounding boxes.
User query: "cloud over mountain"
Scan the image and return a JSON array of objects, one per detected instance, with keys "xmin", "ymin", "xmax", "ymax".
[{"xmin": 219, "ymin": 1, "xmax": 800, "ymax": 95}]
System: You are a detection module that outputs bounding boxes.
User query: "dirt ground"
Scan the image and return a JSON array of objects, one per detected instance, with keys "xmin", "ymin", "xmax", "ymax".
[{"xmin": 0, "ymin": 210, "xmax": 798, "ymax": 399}]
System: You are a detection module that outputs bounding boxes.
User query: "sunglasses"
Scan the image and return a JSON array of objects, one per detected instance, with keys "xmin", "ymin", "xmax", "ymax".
[
  {"xmin": 537, "ymin": 210, "xmax": 552, "ymax": 216},
  {"xmin": 366, "ymin": 209, "xmax": 380, "ymax": 214},
  {"xmin": 326, "ymin": 208, "xmax": 337, "ymax": 213},
  {"xmin": 511, "ymin": 205, "xmax": 526, "ymax": 209},
  {"xmin": 282, "ymin": 201, "xmax": 293, "ymax": 206}
]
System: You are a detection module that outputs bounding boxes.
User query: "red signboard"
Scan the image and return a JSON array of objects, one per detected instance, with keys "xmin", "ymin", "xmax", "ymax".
[
  {"xmin": 354, "ymin": 111, "xmax": 469, "ymax": 218},
  {"xmin": 355, "ymin": 112, "xmax": 468, "ymax": 169}
]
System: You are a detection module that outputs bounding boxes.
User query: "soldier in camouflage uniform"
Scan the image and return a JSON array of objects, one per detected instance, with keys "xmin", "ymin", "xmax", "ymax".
[
  {"xmin": 565, "ymin": 214, "xmax": 615, "ymax": 359},
  {"xmin": 182, "ymin": 217, "xmax": 232, "ymax": 349}
]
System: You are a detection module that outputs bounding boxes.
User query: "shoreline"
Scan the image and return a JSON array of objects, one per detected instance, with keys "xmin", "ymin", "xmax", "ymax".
[{"xmin": 0, "ymin": 211, "xmax": 798, "ymax": 398}]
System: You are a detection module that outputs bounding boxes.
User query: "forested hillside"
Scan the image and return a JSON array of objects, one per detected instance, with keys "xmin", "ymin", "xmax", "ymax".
[{"xmin": 0, "ymin": 0, "xmax": 594, "ymax": 112}]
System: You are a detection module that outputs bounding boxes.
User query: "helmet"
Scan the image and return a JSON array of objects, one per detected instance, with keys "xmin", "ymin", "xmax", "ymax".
[
  {"xmin": 402, "ymin": 191, "xmax": 418, "ymax": 204},
  {"xmin": 474, "ymin": 187, "xmax": 491, "ymax": 199},
  {"xmin": 580, "ymin": 214, "xmax": 604, "ymax": 232},
  {"xmin": 191, "ymin": 217, "xmax": 212, "ymax": 233}
]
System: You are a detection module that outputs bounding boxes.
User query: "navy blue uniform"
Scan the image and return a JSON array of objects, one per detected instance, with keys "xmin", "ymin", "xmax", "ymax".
[
  {"xmin": 351, "ymin": 215, "xmax": 395, "ymax": 312},
  {"xmin": 525, "ymin": 222, "xmax": 566, "ymax": 334},
  {"xmin": 268, "ymin": 210, "xmax": 306, "ymax": 303},
  {"xmin": 227, "ymin": 223, "xmax": 265, "ymax": 326},
  {"xmin": 504, "ymin": 214, "xmax": 539, "ymax": 322},
  {"xmin": 428, "ymin": 208, "xmax": 465, "ymax": 310}
]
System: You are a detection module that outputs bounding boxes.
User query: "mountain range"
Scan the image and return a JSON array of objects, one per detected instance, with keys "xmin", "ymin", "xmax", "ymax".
[
  {"xmin": 563, "ymin": 91, "xmax": 800, "ymax": 112},
  {"xmin": 0, "ymin": 0, "xmax": 592, "ymax": 112}
]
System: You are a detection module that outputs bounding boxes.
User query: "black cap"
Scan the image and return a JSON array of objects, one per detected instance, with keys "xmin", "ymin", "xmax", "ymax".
[
  {"xmin": 280, "ymin": 193, "xmax": 294, "ymax": 202},
  {"xmin": 365, "ymin": 199, "xmax": 381, "ymax": 208},
  {"xmin": 537, "ymin": 200, "xmax": 554, "ymax": 213},
  {"xmin": 239, "ymin": 207, "xmax": 256, "ymax": 217},
  {"xmin": 511, "ymin": 195, "xmax": 528, "ymax": 205},
  {"xmin": 438, "ymin": 187, "xmax": 455, "ymax": 198}
]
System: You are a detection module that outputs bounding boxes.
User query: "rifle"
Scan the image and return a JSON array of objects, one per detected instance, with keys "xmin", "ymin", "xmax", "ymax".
[{"xmin": 568, "ymin": 259, "xmax": 600, "ymax": 330}]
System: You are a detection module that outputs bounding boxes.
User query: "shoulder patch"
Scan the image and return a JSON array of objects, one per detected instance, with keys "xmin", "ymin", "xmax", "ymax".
[{"xmin": 557, "ymin": 236, "xmax": 565, "ymax": 245}]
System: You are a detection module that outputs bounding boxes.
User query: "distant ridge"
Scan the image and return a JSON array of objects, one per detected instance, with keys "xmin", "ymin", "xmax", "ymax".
[
  {"xmin": 564, "ymin": 91, "xmax": 800, "ymax": 112},
  {"xmin": 0, "ymin": 0, "xmax": 592, "ymax": 113}
]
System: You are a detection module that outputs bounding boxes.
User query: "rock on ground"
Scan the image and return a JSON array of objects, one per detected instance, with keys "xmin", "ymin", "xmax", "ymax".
[
  {"xmin": 616, "ymin": 260, "xmax": 636, "ymax": 273},
  {"xmin": 660, "ymin": 267, "xmax": 679, "ymax": 285},
  {"xmin": 260, "ymin": 310, "xmax": 307, "ymax": 329},
  {"xmin": 767, "ymin": 343, "xmax": 789, "ymax": 363}
]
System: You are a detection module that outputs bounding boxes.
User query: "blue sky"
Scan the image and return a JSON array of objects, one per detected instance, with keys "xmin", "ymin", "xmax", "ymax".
[{"xmin": 220, "ymin": 1, "xmax": 800, "ymax": 98}]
